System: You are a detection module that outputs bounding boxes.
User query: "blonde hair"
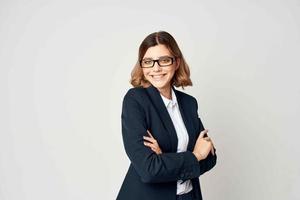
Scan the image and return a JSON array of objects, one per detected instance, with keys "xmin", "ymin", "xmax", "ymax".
[{"xmin": 130, "ymin": 31, "xmax": 193, "ymax": 90}]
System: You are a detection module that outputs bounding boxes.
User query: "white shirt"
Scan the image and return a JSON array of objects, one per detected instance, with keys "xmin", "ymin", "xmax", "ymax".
[{"xmin": 160, "ymin": 88, "xmax": 193, "ymax": 195}]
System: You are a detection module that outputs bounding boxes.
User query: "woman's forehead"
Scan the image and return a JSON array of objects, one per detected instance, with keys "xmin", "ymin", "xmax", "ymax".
[{"xmin": 143, "ymin": 44, "xmax": 172, "ymax": 59}]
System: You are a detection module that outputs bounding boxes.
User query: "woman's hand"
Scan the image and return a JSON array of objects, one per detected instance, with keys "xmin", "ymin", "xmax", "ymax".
[
  {"xmin": 193, "ymin": 129, "xmax": 215, "ymax": 161},
  {"xmin": 143, "ymin": 130, "xmax": 162, "ymax": 155}
]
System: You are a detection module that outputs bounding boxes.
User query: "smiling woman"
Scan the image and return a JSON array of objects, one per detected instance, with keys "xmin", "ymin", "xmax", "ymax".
[
  {"xmin": 140, "ymin": 44, "xmax": 179, "ymax": 98},
  {"xmin": 130, "ymin": 31, "xmax": 193, "ymax": 97},
  {"xmin": 117, "ymin": 31, "xmax": 217, "ymax": 200}
]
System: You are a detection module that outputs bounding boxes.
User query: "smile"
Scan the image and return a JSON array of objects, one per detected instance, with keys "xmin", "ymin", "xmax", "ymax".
[{"xmin": 150, "ymin": 74, "xmax": 166, "ymax": 80}]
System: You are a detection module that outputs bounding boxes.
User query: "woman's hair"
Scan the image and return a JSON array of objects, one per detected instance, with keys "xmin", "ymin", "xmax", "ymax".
[{"xmin": 130, "ymin": 31, "xmax": 193, "ymax": 89}]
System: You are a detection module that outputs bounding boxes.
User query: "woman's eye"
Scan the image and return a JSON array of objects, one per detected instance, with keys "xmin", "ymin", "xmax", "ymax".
[
  {"xmin": 144, "ymin": 60, "xmax": 152, "ymax": 64},
  {"xmin": 160, "ymin": 58, "xmax": 170, "ymax": 63}
]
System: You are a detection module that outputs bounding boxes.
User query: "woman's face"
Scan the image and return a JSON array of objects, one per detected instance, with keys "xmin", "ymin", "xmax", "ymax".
[{"xmin": 142, "ymin": 44, "xmax": 179, "ymax": 91}]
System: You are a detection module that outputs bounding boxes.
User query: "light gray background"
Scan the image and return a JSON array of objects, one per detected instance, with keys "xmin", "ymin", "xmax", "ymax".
[{"xmin": 0, "ymin": 0, "xmax": 299, "ymax": 199}]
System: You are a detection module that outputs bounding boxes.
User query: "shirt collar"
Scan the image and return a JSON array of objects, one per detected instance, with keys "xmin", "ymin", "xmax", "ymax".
[{"xmin": 160, "ymin": 88, "xmax": 177, "ymax": 108}]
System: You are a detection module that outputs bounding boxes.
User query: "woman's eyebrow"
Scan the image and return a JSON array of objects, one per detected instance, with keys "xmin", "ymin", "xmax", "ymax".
[
  {"xmin": 142, "ymin": 57, "xmax": 153, "ymax": 60},
  {"xmin": 143, "ymin": 55, "xmax": 172, "ymax": 60}
]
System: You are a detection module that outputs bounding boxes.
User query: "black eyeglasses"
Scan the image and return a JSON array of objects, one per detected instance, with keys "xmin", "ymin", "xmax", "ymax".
[{"xmin": 140, "ymin": 56, "xmax": 175, "ymax": 68}]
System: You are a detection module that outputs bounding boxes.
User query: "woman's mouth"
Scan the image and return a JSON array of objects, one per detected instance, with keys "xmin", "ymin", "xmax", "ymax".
[{"xmin": 150, "ymin": 74, "xmax": 166, "ymax": 81}]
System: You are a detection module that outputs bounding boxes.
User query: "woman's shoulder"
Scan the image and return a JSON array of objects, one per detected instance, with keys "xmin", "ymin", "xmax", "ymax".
[
  {"xmin": 123, "ymin": 86, "xmax": 148, "ymax": 101},
  {"xmin": 126, "ymin": 86, "xmax": 146, "ymax": 95},
  {"xmin": 174, "ymin": 88, "xmax": 198, "ymax": 104},
  {"xmin": 174, "ymin": 89, "xmax": 200, "ymax": 114}
]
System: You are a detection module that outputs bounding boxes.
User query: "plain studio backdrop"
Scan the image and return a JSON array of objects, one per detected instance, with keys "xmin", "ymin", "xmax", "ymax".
[{"xmin": 0, "ymin": 0, "xmax": 299, "ymax": 199}]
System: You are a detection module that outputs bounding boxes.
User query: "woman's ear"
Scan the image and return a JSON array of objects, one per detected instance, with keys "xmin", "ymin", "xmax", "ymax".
[{"xmin": 176, "ymin": 58, "xmax": 180, "ymax": 70}]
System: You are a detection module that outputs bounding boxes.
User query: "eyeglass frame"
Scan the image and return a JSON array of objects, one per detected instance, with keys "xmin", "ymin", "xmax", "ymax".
[{"xmin": 139, "ymin": 56, "xmax": 176, "ymax": 68}]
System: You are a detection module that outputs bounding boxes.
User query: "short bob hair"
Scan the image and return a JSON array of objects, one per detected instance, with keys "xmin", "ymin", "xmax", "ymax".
[{"xmin": 130, "ymin": 31, "xmax": 193, "ymax": 89}]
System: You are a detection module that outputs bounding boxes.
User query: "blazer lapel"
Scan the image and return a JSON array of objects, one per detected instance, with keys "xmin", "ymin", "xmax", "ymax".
[
  {"xmin": 172, "ymin": 85, "xmax": 196, "ymax": 152},
  {"xmin": 146, "ymin": 85, "xmax": 178, "ymax": 152},
  {"xmin": 146, "ymin": 85, "xmax": 196, "ymax": 152}
]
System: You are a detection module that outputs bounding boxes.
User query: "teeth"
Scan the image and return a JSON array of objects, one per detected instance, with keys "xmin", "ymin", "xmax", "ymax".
[
  {"xmin": 151, "ymin": 74, "xmax": 165, "ymax": 80},
  {"xmin": 152, "ymin": 74, "xmax": 165, "ymax": 77}
]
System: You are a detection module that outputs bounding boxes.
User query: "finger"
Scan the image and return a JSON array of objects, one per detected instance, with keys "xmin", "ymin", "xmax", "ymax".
[
  {"xmin": 144, "ymin": 134, "xmax": 159, "ymax": 145},
  {"xmin": 144, "ymin": 141, "xmax": 159, "ymax": 150},
  {"xmin": 143, "ymin": 136, "xmax": 152, "ymax": 141},
  {"xmin": 151, "ymin": 147, "xmax": 157, "ymax": 153},
  {"xmin": 211, "ymin": 145, "xmax": 215, "ymax": 155},
  {"xmin": 199, "ymin": 129, "xmax": 209, "ymax": 138},
  {"xmin": 149, "ymin": 144, "xmax": 159, "ymax": 154},
  {"xmin": 209, "ymin": 141, "xmax": 215, "ymax": 155},
  {"xmin": 143, "ymin": 136, "xmax": 156, "ymax": 143},
  {"xmin": 209, "ymin": 139, "xmax": 214, "ymax": 148},
  {"xmin": 151, "ymin": 147, "xmax": 161, "ymax": 154},
  {"xmin": 147, "ymin": 130, "xmax": 154, "ymax": 138},
  {"xmin": 211, "ymin": 140, "xmax": 214, "ymax": 146},
  {"xmin": 144, "ymin": 141, "xmax": 153, "ymax": 147},
  {"xmin": 152, "ymin": 145, "xmax": 162, "ymax": 154}
]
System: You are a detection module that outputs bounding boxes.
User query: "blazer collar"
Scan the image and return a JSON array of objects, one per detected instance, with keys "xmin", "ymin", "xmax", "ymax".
[
  {"xmin": 145, "ymin": 84, "xmax": 195, "ymax": 152},
  {"xmin": 159, "ymin": 87, "xmax": 177, "ymax": 108}
]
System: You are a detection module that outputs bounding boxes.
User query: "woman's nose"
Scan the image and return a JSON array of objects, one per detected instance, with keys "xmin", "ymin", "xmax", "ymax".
[{"xmin": 152, "ymin": 62, "xmax": 161, "ymax": 71}]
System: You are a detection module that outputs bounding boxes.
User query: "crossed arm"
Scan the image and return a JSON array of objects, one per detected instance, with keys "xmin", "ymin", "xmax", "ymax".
[
  {"xmin": 121, "ymin": 92, "xmax": 217, "ymax": 183},
  {"xmin": 143, "ymin": 128, "xmax": 217, "ymax": 176}
]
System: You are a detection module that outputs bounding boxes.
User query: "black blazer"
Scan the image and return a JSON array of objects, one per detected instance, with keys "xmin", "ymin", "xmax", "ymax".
[{"xmin": 117, "ymin": 84, "xmax": 217, "ymax": 200}]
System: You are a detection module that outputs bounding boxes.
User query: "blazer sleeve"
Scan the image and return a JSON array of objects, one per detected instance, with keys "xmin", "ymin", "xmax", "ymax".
[
  {"xmin": 194, "ymin": 97, "xmax": 217, "ymax": 176},
  {"xmin": 121, "ymin": 90, "xmax": 201, "ymax": 183}
]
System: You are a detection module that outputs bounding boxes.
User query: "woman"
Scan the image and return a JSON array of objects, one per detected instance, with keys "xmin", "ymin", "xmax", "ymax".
[{"xmin": 117, "ymin": 31, "xmax": 217, "ymax": 200}]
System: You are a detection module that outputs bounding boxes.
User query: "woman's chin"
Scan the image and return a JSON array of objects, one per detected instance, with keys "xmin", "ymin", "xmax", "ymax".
[{"xmin": 150, "ymin": 82, "xmax": 170, "ymax": 90}]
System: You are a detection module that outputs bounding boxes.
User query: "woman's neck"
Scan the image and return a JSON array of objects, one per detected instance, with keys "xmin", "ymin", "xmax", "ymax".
[{"xmin": 158, "ymin": 85, "xmax": 172, "ymax": 100}]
